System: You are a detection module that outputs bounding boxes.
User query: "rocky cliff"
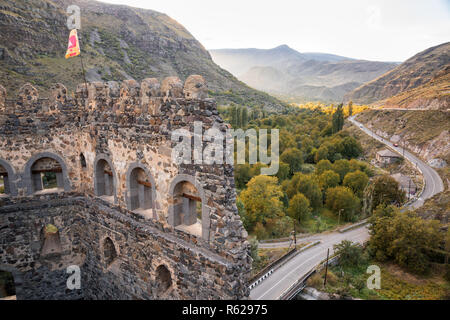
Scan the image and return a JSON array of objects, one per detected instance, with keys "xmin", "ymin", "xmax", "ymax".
[
  {"xmin": 345, "ymin": 42, "xmax": 450, "ymax": 106},
  {"xmin": 355, "ymin": 109, "xmax": 450, "ymax": 164}
]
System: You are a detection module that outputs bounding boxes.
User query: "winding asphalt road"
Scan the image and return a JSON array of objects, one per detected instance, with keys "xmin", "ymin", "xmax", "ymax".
[
  {"xmin": 250, "ymin": 114, "xmax": 445, "ymax": 300},
  {"xmin": 349, "ymin": 115, "xmax": 444, "ymax": 209}
]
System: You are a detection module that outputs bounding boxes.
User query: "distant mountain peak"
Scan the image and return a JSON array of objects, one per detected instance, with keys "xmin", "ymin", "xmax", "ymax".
[{"xmin": 273, "ymin": 44, "xmax": 292, "ymax": 50}]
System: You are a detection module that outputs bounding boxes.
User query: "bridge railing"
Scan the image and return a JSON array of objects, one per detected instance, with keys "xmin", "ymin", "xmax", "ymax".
[
  {"xmin": 249, "ymin": 241, "xmax": 321, "ymax": 290},
  {"xmin": 248, "ymin": 248, "xmax": 297, "ymax": 290},
  {"xmin": 278, "ymin": 255, "xmax": 340, "ymax": 300}
]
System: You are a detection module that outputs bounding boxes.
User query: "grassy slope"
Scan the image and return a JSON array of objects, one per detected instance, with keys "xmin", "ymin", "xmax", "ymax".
[
  {"xmin": 307, "ymin": 262, "xmax": 449, "ymax": 300},
  {"xmin": 381, "ymin": 67, "xmax": 450, "ymax": 109}
]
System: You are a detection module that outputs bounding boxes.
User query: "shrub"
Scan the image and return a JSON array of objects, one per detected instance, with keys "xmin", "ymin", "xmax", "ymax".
[{"xmin": 333, "ymin": 240, "xmax": 367, "ymax": 268}]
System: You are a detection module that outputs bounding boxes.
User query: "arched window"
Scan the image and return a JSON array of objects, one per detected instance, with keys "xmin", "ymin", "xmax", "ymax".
[
  {"xmin": 95, "ymin": 158, "xmax": 115, "ymax": 202},
  {"xmin": 155, "ymin": 265, "xmax": 172, "ymax": 295},
  {"xmin": 169, "ymin": 177, "xmax": 205, "ymax": 238},
  {"xmin": 24, "ymin": 153, "xmax": 69, "ymax": 196},
  {"xmin": 80, "ymin": 153, "xmax": 87, "ymax": 169},
  {"xmin": 0, "ymin": 270, "xmax": 16, "ymax": 300},
  {"xmin": 30, "ymin": 157, "xmax": 64, "ymax": 193},
  {"xmin": 127, "ymin": 164, "xmax": 155, "ymax": 218},
  {"xmin": 0, "ymin": 164, "xmax": 9, "ymax": 196},
  {"xmin": 103, "ymin": 237, "xmax": 117, "ymax": 267}
]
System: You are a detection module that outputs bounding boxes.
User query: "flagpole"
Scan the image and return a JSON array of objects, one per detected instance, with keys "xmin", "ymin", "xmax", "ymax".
[
  {"xmin": 78, "ymin": 31, "xmax": 89, "ymax": 102},
  {"xmin": 80, "ymin": 53, "xmax": 89, "ymax": 99}
]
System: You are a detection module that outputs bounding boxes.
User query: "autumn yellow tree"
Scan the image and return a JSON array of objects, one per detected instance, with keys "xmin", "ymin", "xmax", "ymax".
[
  {"xmin": 343, "ymin": 170, "xmax": 369, "ymax": 198},
  {"xmin": 287, "ymin": 193, "xmax": 312, "ymax": 225},
  {"xmin": 240, "ymin": 175, "xmax": 284, "ymax": 232}
]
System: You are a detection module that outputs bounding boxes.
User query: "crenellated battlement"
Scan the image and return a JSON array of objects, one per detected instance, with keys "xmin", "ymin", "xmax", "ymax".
[{"xmin": 0, "ymin": 74, "xmax": 209, "ymax": 117}]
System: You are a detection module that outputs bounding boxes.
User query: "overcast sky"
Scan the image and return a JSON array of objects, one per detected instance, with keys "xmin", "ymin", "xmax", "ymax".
[{"xmin": 101, "ymin": 0, "xmax": 450, "ymax": 62}]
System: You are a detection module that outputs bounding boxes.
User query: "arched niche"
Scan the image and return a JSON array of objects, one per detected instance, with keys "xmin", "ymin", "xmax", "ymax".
[
  {"xmin": 94, "ymin": 154, "xmax": 117, "ymax": 204},
  {"xmin": 168, "ymin": 174, "xmax": 210, "ymax": 240},
  {"xmin": 125, "ymin": 163, "xmax": 156, "ymax": 219},
  {"xmin": 155, "ymin": 264, "xmax": 172, "ymax": 296},
  {"xmin": 102, "ymin": 237, "xmax": 118, "ymax": 268},
  {"xmin": 23, "ymin": 152, "xmax": 70, "ymax": 195},
  {"xmin": 0, "ymin": 265, "xmax": 23, "ymax": 300}
]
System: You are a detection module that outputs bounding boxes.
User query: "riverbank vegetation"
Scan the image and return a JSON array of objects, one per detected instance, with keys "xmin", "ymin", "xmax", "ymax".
[{"xmin": 221, "ymin": 103, "xmax": 389, "ymax": 239}]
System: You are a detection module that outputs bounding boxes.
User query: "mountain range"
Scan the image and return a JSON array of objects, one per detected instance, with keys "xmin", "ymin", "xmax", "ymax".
[
  {"xmin": 210, "ymin": 45, "xmax": 398, "ymax": 102},
  {"xmin": 1, "ymin": 0, "xmax": 447, "ymax": 110},
  {"xmin": 0, "ymin": 0, "xmax": 286, "ymax": 111}
]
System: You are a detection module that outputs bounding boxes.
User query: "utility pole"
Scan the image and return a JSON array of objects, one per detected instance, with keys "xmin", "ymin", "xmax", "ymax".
[
  {"xmin": 338, "ymin": 209, "xmax": 343, "ymax": 225},
  {"xmin": 293, "ymin": 222, "xmax": 297, "ymax": 247},
  {"xmin": 408, "ymin": 179, "xmax": 411, "ymax": 200},
  {"xmin": 403, "ymin": 140, "xmax": 406, "ymax": 158},
  {"xmin": 323, "ymin": 248, "xmax": 330, "ymax": 287},
  {"xmin": 415, "ymin": 162, "xmax": 418, "ymax": 182}
]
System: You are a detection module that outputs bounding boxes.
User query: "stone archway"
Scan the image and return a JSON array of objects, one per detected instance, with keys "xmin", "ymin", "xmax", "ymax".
[
  {"xmin": 23, "ymin": 152, "xmax": 70, "ymax": 195},
  {"xmin": 0, "ymin": 159, "xmax": 17, "ymax": 196},
  {"xmin": 94, "ymin": 154, "xmax": 117, "ymax": 204},
  {"xmin": 126, "ymin": 163, "xmax": 157, "ymax": 219},
  {"xmin": 155, "ymin": 264, "xmax": 172, "ymax": 296},
  {"xmin": 168, "ymin": 174, "xmax": 210, "ymax": 240},
  {"xmin": 0, "ymin": 265, "xmax": 23, "ymax": 300}
]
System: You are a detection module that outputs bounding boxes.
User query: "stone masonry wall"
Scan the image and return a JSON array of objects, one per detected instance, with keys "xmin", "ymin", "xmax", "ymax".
[{"xmin": 0, "ymin": 75, "xmax": 251, "ymax": 300}]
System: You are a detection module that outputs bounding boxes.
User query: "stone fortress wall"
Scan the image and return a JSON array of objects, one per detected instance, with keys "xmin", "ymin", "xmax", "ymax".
[{"xmin": 0, "ymin": 75, "xmax": 251, "ymax": 299}]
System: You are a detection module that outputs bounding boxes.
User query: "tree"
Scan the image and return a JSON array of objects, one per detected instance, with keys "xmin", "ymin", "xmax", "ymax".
[
  {"xmin": 241, "ymin": 107, "xmax": 248, "ymax": 127},
  {"xmin": 300, "ymin": 136, "xmax": 314, "ymax": 155},
  {"xmin": 333, "ymin": 240, "xmax": 366, "ymax": 268},
  {"xmin": 325, "ymin": 186, "xmax": 360, "ymax": 222},
  {"xmin": 236, "ymin": 198, "xmax": 249, "ymax": 230},
  {"xmin": 348, "ymin": 101, "xmax": 353, "ymax": 117},
  {"xmin": 234, "ymin": 164, "xmax": 251, "ymax": 189},
  {"xmin": 249, "ymin": 237, "xmax": 260, "ymax": 264},
  {"xmin": 341, "ymin": 136, "xmax": 362, "ymax": 159},
  {"xmin": 230, "ymin": 105, "xmax": 238, "ymax": 127},
  {"xmin": 280, "ymin": 148, "xmax": 304, "ymax": 176},
  {"xmin": 314, "ymin": 146, "xmax": 329, "ymax": 163},
  {"xmin": 316, "ymin": 159, "xmax": 333, "ymax": 175},
  {"xmin": 237, "ymin": 106, "xmax": 243, "ymax": 127},
  {"xmin": 343, "ymin": 170, "xmax": 369, "ymax": 198},
  {"xmin": 365, "ymin": 175, "xmax": 406, "ymax": 213},
  {"xmin": 240, "ymin": 175, "xmax": 284, "ymax": 232},
  {"xmin": 276, "ymin": 161, "xmax": 290, "ymax": 182},
  {"xmin": 287, "ymin": 193, "xmax": 312, "ymax": 224},
  {"xmin": 284, "ymin": 173, "xmax": 322, "ymax": 210},
  {"xmin": 319, "ymin": 170, "xmax": 341, "ymax": 190},
  {"xmin": 332, "ymin": 103, "xmax": 345, "ymax": 133},
  {"xmin": 279, "ymin": 131, "xmax": 296, "ymax": 153},
  {"xmin": 332, "ymin": 159, "xmax": 350, "ymax": 181},
  {"xmin": 368, "ymin": 206, "xmax": 443, "ymax": 274}
]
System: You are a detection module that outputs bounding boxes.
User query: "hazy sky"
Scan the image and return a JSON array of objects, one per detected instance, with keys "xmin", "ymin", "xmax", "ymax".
[{"xmin": 101, "ymin": 0, "xmax": 450, "ymax": 62}]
